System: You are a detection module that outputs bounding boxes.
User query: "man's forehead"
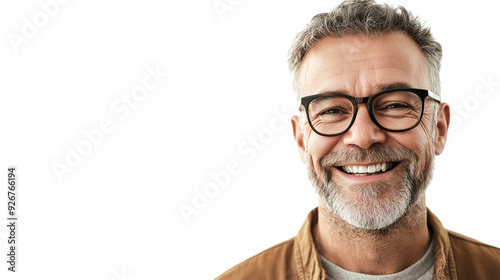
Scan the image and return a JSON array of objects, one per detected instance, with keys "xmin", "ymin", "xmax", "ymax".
[{"xmin": 298, "ymin": 32, "xmax": 428, "ymax": 97}]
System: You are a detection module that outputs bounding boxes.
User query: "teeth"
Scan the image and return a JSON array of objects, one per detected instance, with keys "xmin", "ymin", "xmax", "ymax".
[
  {"xmin": 367, "ymin": 165, "xmax": 375, "ymax": 173},
  {"xmin": 341, "ymin": 162, "xmax": 394, "ymax": 174}
]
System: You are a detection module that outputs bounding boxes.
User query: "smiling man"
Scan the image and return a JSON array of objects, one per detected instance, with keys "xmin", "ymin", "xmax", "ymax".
[{"xmin": 216, "ymin": 1, "xmax": 500, "ymax": 279}]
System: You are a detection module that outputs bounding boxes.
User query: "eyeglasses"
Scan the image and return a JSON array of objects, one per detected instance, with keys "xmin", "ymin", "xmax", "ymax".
[{"xmin": 300, "ymin": 88, "xmax": 441, "ymax": 137}]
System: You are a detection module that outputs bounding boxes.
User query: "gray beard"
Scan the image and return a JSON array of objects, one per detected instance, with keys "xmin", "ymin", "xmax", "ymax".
[{"xmin": 306, "ymin": 144, "xmax": 434, "ymax": 230}]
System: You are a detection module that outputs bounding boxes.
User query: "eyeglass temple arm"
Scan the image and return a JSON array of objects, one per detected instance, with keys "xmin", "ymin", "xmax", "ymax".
[{"xmin": 428, "ymin": 90, "xmax": 441, "ymax": 102}]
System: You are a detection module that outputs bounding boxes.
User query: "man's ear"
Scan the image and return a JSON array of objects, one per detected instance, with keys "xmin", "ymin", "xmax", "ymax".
[
  {"xmin": 292, "ymin": 115, "xmax": 306, "ymax": 164},
  {"xmin": 434, "ymin": 103, "xmax": 450, "ymax": 155}
]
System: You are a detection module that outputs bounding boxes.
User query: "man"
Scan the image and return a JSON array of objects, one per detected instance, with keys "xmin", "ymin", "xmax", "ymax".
[{"xmin": 217, "ymin": 0, "xmax": 500, "ymax": 279}]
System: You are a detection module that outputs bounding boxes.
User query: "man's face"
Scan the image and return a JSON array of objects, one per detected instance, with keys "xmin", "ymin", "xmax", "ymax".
[{"xmin": 291, "ymin": 32, "xmax": 449, "ymax": 230}]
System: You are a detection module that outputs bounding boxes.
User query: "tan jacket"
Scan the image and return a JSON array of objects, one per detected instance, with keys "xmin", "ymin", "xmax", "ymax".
[{"xmin": 216, "ymin": 208, "xmax": 500, "ymax": 279}]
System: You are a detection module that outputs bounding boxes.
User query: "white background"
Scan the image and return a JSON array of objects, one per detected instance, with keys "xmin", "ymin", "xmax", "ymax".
[{"xmin": 0, "ymin": 0, "xmax": 499, "ymax": 279}]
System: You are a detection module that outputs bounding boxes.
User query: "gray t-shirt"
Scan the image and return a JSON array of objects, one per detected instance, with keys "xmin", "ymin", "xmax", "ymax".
[{"xmin": 320, "ymin": 238, "xmax": 434, "ymax": 280}]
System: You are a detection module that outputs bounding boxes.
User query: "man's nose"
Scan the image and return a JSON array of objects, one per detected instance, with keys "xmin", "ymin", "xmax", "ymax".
[{"xmin": 342, "ymin": 105, "xmax": 386, "ymax": 149}]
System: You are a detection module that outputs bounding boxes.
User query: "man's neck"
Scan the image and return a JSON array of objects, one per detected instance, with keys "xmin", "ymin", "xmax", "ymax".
[{"xmin": 313, "ymin": 197, "xmax": 430, "ymax": 275}]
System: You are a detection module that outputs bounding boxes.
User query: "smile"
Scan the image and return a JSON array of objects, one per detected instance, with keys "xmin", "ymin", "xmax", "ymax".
[{"xmin": 337, "ymin": 162, "xmax": 398, "ymax": 176}]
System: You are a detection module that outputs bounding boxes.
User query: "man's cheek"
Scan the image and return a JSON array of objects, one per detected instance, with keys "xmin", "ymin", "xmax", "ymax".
[
  {"xmin": 314, "ymin": 162, "xmax": 325, "ymax": 181},
  {"xmin": 306, "ymin": 153, "xmax": 324, "ymax": 181},
  {"xmin": 308, "ymin": 135, "xmax": 338, "ymax": 157}
]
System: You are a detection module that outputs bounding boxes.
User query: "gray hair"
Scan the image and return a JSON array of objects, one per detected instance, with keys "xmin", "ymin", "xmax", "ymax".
[{"xmin": 288, "ymin": 0, "xmax": 443, "ymax": 99}]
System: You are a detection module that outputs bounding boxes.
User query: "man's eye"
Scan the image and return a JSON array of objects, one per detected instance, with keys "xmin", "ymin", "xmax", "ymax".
[
  {"xmin": 320, "ymin": 108, "xmax": 346, "ymax": 115},
  {"xmin": 385, "ymin": 103, "xmax": 410, "ymax": 110}
]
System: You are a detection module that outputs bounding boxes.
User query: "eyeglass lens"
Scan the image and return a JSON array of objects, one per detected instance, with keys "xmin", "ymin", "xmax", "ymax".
[{"xmin": 307, "ymin": 90, "xmax": 423, "ymax": 135}]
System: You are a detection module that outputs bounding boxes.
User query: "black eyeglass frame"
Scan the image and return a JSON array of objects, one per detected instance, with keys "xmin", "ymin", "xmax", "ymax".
[{"xmin": 300, "ymin": 88, "xmax": 441, "ymax": 137}]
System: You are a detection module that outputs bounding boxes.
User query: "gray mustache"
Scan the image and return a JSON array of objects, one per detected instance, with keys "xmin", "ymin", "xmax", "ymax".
[{"xmin": 320, "ymin": 144, "xmax": 417, "ymax": 168}]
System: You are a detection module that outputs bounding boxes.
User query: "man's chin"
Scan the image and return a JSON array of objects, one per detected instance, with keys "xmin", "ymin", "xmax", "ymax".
[
  {"xmin": 339, "ymin": 210, "xmax": 404, "ymax": 231},
  {"xmin": 322, "ymin": 191, "xmax": 411, "ymax": 231},
  {"xmin": 335, "ymin": 209, "xmax": 404, "ymax": 231}
]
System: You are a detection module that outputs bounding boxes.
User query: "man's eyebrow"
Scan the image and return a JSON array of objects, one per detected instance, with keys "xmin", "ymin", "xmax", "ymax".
[
  {"xmin": 315, "ymin": 82, "xmax": 415, "ymax": 96},
  {"xmin": 378, "ymin": 82, "xmax": 414, "ymax": 91}
]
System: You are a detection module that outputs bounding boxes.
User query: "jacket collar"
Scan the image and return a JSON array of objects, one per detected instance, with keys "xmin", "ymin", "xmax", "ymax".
[
  {"xmin": 293, "ymin": 208, "xmax": 457, "ymax": 280},
  {"xmin": 293, "ymin": 208, "xmax": 327, "ymax": 279},
  {"xmin": 427, "ymin": 209, "xmax": 457, "ymax": 280}
]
